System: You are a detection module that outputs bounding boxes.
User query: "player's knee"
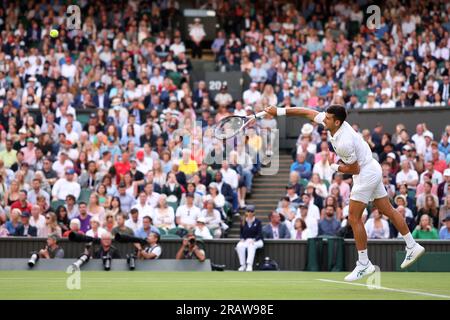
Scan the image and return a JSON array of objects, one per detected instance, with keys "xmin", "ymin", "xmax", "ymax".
[{"xmin": 347, "ymin": 213, "xmax": 361, "ymax": 226}]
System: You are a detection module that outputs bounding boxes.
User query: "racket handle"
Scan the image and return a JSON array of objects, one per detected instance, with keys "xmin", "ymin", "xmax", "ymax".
[{"xmin": 254, "ymin": 111, "xmax": 267, "ymax": 119}]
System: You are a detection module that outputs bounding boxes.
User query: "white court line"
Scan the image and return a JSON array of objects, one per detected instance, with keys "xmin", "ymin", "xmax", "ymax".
[{"xmin": 317, "ymin": 278, "xmax": 450, "ymax": 299}]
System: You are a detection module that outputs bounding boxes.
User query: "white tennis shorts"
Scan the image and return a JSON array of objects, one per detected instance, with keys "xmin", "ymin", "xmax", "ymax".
[{"xmin": 350, "ymin": 159, "xmax": 387, "ymax": 204}]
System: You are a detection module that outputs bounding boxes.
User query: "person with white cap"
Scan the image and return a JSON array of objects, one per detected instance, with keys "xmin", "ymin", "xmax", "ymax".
[
  {"xmin": 193, "ymin": 216, "xmax": 213, "ymax": 240},
  {"xmin": 265, "ymin": 104, "xmax": 425, "ymax": 281},
  {"xmin": 411, "ymin": 123, "xmax": 433, "ymax": 157},
  {"xmin": 242, "ymin": 82, "xmax": 262, "ymax": 106},
  {"xmin": 362, "ymin": 92, "xmax": 380, "ymax": 109},
  {"xmin": 13, "ymin": 127, "xmax": 28, "ymax": 151},
  {"xmin": 189, "ymin": 18, "xmax": 206, "ymax": 58}
]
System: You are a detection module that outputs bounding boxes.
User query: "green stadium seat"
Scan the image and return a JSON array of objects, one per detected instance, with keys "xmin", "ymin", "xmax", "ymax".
[
  {"xmin": 161, "ymin": 234, "xmax": 181, "ymax": 239},
  {"xmin": 158, "ymin": 227, "xmax": 167, "ymax": 235},
  {"xmin": 77, "ymin": 113, "xmax": 90, "ymax": 127},
  {"xmin": 167, "ymin": 71, "xmax": 182, "ymax": 88},
  {"xmin": 50, "ymin": 200, "xmax": 65, "ymax": 211},
  {"xmin": 407, "ymin": 189, "xmax": 416, "ymax": 199},
  {"xmin": 78, "ymin": 188, "xmax": 92, "ymax": 203},
  {"xmin": 168, "ymin": 227, "xmax": 188, "ymax": 237},
  {"xmin": 352, "ymin": 89, "xmax": 369, "ymax": 104},
  {"xmin": 167, "ymin": 201, "xmax": 178, "ymax": 212},
  {"xmin": 300, "ymin": 179, "xmax": 309, "ymax": 187}
]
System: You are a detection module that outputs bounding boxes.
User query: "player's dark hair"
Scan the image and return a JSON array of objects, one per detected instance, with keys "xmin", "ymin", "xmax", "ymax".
[{"xmin": 326, "ymin": 105, "xmax": 347, "ymax": 125}]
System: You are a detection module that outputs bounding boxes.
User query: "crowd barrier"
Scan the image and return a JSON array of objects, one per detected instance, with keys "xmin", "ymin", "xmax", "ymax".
[{"xmin": 1, "ymin": 238, "xmax": 449, "ymax": 271}]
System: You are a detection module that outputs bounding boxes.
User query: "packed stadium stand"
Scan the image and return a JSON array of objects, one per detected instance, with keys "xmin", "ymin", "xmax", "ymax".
[{"xmin": 0, "ymin": 0, "xmax": 449, "ymax": 258}]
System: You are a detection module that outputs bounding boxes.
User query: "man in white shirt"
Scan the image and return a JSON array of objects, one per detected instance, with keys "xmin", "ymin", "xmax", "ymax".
[
  {"xmin": 220, "ymin": 160, "xmax": 239, "ymax": 191},
  {"xmin": 29, "ymin": 205, "xmax": 46, "ymax": 237},
  {"xmin": 189, "ymin": 18, "xmax": 206, "ymax": 58},
  {"xmin": 52, "ymin": 152, "xmax": 74, "ymax": 178},
  {"xmin": 379, "ymin": 93, "xmax": 395, "ymax": 108},
  {"xmin": 411, "ymin": 123, "xmax": 433, "ymax": 156},
  {"xmin": 313, "ymin": 151, "xmax": 334, "ymax": 183},
  {"xmin": 175, "ymin": 193, "xmax": 201, "ymax": 230},
  {"xmin": 169, "ymin": 36, "xmax": 186, "ymax": 57},
  {"xmin": 242, "ymin": 82, "xmax": 262, "ymax": 106},
  {"xmin": 61, "ymin": 57, "xmax": 76, "ymax": 85},
  {"xmin": 125, "ymin": 208, "xmax": 143, "ymax": 234},
  {"xmin": 132, "ymin": 192, "xmax": 154, "ymax": 220},
  {"xmin": 144, "ymin": 183, "xmax": 160, "ymax": 208},
  {"xmin": 420, "ymin": 161, "xmax": 443, "ymax": 184},
  {"xmin": 265, "ymin": 104, "xmax": 424, "ymax": 281},
  {"xmin": 396, "ymin": 160, "xmax": 419, "ymax": 190},
  {"xmin": 301, "ymin": 193, "xmax": 320, "ymax": 221},
  {"xmin": 296, "ymin": 202, "xmax": 318, "ymax": 237},
  {"xmin": 52, "ymin": 168, "xmax": 81, "ymax": 201},
  {"xmin": 136, "ymin": 150, "xmax": 153, "ymax": 174}
]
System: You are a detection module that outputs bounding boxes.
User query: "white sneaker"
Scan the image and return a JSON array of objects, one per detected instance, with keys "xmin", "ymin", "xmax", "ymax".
[
  {"xmin": 401, "ymin": 243, "xmax": 425, "ymax": 269},
  {"xmin": 245, "ymin": 264, "xmax": 253, "ymax": 272},
  {"xmin": 344, "ymin": 260, "xmax": 376, "ymax": 282},
  {"xmin": 238, "ymin": 265, "xmax": 246, "ymax": 272},
  {"xmin": 239, "ymin": 200, "xmax": 246, "ymax": 208}
]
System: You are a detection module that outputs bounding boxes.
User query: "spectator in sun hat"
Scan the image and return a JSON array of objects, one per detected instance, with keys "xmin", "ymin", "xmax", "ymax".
[{"xmin": 193, "ymin": 216, "xmax": 213, "ymax": 240}]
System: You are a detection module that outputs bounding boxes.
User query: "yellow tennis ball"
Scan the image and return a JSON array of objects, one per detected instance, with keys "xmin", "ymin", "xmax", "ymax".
[{"xmin": 50, "ymin": 29, "xmax": 59, "ymax": 38}]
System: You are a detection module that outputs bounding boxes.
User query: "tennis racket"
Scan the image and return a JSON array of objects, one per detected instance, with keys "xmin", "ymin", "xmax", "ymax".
[{"xmin": 214, "ymin": 111, "xmax": 267, "ymax": 139}]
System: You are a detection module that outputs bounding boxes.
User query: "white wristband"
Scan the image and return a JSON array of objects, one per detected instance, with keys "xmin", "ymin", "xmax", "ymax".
[
  {"xmin": 330, "ymin": 163, "xmax": 340, "ymax": 172},
  {"xmin": 276, "ymin": 108, "xmax": 286, "ymax": 116}
]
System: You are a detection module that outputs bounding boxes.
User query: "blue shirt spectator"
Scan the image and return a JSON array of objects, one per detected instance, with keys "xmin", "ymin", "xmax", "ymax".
[
  {"xmin": 318, "ymin": 206, "xmax": 341, "ymax": 236},
  {"xmin": 290, "ymin": 153, "xmax": 312, "ymax": 180}
]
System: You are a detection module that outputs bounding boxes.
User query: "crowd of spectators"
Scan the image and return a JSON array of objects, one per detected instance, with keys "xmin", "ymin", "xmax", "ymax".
[
  {"xmin": 0, "ymin": 0, "xmax": 449, "ymax": 248},
  {"xmin": 211, "ymin": 0, "xmax": 450, "ymax": 111}
]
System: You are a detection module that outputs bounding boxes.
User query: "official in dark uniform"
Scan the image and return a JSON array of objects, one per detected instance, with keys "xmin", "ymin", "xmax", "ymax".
[{"xmin": 235, "ymin": 205, "xmax": 263, "ymax": 272}]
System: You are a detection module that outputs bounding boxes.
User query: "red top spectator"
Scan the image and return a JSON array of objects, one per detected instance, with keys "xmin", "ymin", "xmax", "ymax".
[{"xmin": 11, "ymin": 190, "xmax": 32, "ymax": 213}]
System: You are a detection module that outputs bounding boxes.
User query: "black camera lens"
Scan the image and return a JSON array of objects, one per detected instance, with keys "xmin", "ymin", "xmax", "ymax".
[
  {"xmin": 127, "ymin": 254, "xmax": 136, "ymax": 270},
  {"xmin": 28, "ymin": 253, "xmax": 39, "ymax": 268},
  {"xmin": 103, "ymin": 256, "xmax": 111, "ymax": 271},
  {"xmin": 189, "ymin": 238, "xmax": 196, "ymax": 245}
]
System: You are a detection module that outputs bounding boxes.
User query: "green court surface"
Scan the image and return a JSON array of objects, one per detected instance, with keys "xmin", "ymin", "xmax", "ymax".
[{"xmin": 0, "ymin": 271, "xmax": 449, "ymax": 300}]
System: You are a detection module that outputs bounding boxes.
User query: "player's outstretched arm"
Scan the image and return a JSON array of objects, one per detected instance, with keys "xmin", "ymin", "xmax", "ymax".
[{"xmin": 264, "ymin": 106, "xmax": 319, "ymax": 122}]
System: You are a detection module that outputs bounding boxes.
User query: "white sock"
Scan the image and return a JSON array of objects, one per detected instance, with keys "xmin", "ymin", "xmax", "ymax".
[
  {"xmin": 358, "ymin": 249, "xmax": 369, "ymax": 265},
  {"xmin": 402, "ymin": 232, "xmax": 416, "ymax": 249}
]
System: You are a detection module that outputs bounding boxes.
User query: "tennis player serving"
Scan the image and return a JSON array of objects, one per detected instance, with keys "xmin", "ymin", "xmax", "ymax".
[{"xmin": 265, "ymin": 105, "xmax": 425, "ymax": 281}]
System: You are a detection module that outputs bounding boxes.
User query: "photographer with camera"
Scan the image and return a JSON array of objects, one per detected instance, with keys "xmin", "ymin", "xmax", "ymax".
[
  {"xmin": 175, "ymin": 232, "xmax": 206, "ymax": 262},
  {"xmin": 39, "ymin": 234, "xmax": 64, "ymax": 259},
  {"xmin": 134, "ymin": 232, "xmax": 162, "ymax": 260},
  {"xmin": 92, "ymin": 232, "xmax": 121, "ymax": 259}
]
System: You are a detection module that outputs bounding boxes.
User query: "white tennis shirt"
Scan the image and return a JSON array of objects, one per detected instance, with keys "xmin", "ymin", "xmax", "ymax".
[{"xmin": 314, "ymin": 112, "xmax": 373, "ymax": 168}]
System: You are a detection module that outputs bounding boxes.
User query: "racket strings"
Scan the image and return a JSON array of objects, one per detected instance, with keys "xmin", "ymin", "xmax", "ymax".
[{"xmin": 215, "ymin": 116, "xmax": 245, "ymax": 139}]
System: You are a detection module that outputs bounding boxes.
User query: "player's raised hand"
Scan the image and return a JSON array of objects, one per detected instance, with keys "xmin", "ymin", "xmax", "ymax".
[{"xmin": 264, "ymin": 105, "xmax": 277, "ymax": 116}]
